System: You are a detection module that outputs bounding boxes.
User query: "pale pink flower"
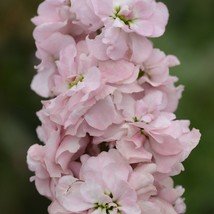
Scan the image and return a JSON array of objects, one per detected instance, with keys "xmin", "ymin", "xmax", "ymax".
[
  {"xmin": 139, "ymin": 175, "xmax": 186, "ymax": 214},
  {"xmin": 142, "ymin": 76, "xmax": 184, "ymax": 112},
  {"xmin": 112, "ymin": 90, "xmax": 200, "ymax": 175},
  {"xmin": 53, "ymin": 40, "xmax": 99, "ymax": 95},
  {"xmin": 113, "ymin": 91, "xmax": 164, "ymax": 164},
  {"xmin": 116, "ymin": 127, "xmax": 152, "ymax": 164},
  {"xmin": 54, "ymin": 150, "xmax": 159, "ymax": 213},
  {"xmin": 32, "ymin": 0, "xmax": 73, "ymax": 26},
  {"xmin": 71, "ymin": 0, "xmax": 103, "ymax": 32},
  {"xmin": 138, "ymin": 48, "xmax": 180, "ymax": 87},
  {"xmin": 31, "ymin": 32, "xmax": 76, "ymax": 97},
  {"xmin": 137, "ymin": 116, "xmax": 201, "ymax": 175},
  {"xmin": 27, "ymin": 143, "xmax": 55, "ymax": 199},
  {"xmin": 116, "ymin": 90, "xmax": 165, "ymax": 122},
  {"xmin": 32, "ymin": 0, "xmax": 86, "ymax": 41},
  {"xmin": 28, "ymin": 1, "xmax": 201, "ymax": 213},
  {"xmin": 87, "ymin": 28, "xmax": 153, "ymax": 63},
  {"xmin": 27, "ymin": 128, "xmax": 89, "ymax": 198},
  {"xmin": 154, "ymin": 177, "xmax": 186, "ymax": 214},
  {"xmin": 91, "ymin": 0, "xmax": 169, "ymax": 37},
  {"xmin": 56, "ymin": 150, "xmax": 143, "ymax": 213}
]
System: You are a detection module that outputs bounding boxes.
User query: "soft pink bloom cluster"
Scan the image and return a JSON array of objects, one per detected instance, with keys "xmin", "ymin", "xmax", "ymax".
[{"xmin": 27, "ymin": 0, "xmax": 201, "ymax": 213}]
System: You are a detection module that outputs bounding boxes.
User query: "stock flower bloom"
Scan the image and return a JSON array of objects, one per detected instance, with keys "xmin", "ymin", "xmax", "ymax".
[
  {"xmin": 91, "ymin": 0, "xmax": 168, "ymax": 37},
  {"xmin": 138, "ymin": 49, "xmax": 180, "ymax": 87},
  {"xmin": 137, "ymin": 116, "xmax": 200, "ymax": 175},
  {"xmin": 56, "ymin": 150, "xmax": 157, "ymax": 214},
  {"xmin": 71, "ymin": 0, "xmax": 103, "ymax": 32},
  {"xmin": 137, "ymin": 176, "xmax": 186, "ymax": 214},
  {"xmin": 141, "ymin": 76, "xmax": 184, "ymax": 113},
  {"xmin": 113, "ymin": 90, "xmax": 201, "ymax": 175},
  {"xmin": 27, "ymin": 128, "xmax": 89, "ymax": 198},
  {"xmin": 116, "ymin": 125, "xmax": 152, "ymax": 164},
  {"xmin": 32, "ymin": 0, "xmax": 86, "ymax": 41},
  {"xmin": 28, "ymin": 0, "xmax": 201, "ymax": 213},
  {"xmin": 31, "ymin": 32, "xmax": 76, "ymax": 97},
  {"xmin": 87, "ymin": 28, "xmax": 153, "ymax": 63}
]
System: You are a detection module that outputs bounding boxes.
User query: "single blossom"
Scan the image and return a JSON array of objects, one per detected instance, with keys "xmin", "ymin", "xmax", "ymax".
[
  {"xmin": 141, "ymin": 76, "xmax": 184, "ymax": 113},
  {"xmin": 138, "ymin": 48, "xmax": 180, "ymax": 87},
  {"xmin": 32, "ymin": 0, "xmax": 87, "ymax": 41},
  {"xmin": 27, "ymin": 128, "xmax": 89, "ymax": 198},
  {"xmin": 135, "ymin": 172, "xmax": 185, "ymax": 214},
  {"xmin": 56, "ymin": 150, "xmax": 156, "ymax": 214},
  {"xmin": 112, "ymin": 90, "xmax": 201, "ymax": 175},
  {"xmin": 87, "ymin": 28, "xmax": 153, "ymax": 63},
  {"xmin": 91, "ymin": 0, "xmax": 169, "ymax": 37}
]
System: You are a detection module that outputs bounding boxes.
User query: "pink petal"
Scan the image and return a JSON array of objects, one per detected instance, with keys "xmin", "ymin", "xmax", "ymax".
[{"xmin": 84, "ymin": 96, "xmax": 117, "ymax": 130}]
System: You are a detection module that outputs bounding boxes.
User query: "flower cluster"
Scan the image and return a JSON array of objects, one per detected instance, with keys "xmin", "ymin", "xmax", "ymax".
[{"xmin": 27, "ymin": 0, "xmax": 201, "ymax": 213}]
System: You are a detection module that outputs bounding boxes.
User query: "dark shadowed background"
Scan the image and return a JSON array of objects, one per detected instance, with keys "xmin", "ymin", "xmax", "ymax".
[{"xmin": 0, "ymin": 0, "xmax": 213, "ymax": 213}]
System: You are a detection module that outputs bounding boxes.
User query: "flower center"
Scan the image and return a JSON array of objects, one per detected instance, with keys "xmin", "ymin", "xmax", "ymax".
[
  {"xmin": 133, "ymin": 116, "xmax": 140, "ymax": 122},
  {"xmin": 68, "ymin": 74, "xmax": 84, "ymax": 89},
  {"xmin": 112, "ymin": 6, "xmax": 135, "ymax": 27},
  {"xmin": 93, "ymin": 192, "xmax": 122, "ymax": 214},
  {"xmin": 138, "ymin": 69, "xmax": 145, "ymax": 79}
]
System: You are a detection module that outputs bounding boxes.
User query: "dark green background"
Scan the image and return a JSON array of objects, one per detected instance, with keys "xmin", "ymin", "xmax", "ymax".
[{"xmin": 0, "ymin": 0, "xmax": 213, "ymax": 213}]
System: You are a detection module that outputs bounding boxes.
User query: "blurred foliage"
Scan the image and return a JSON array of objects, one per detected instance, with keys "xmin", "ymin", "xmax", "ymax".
[{"xmin": 0, "ymin": 0, "xmax": 214, "ymax": 213}]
